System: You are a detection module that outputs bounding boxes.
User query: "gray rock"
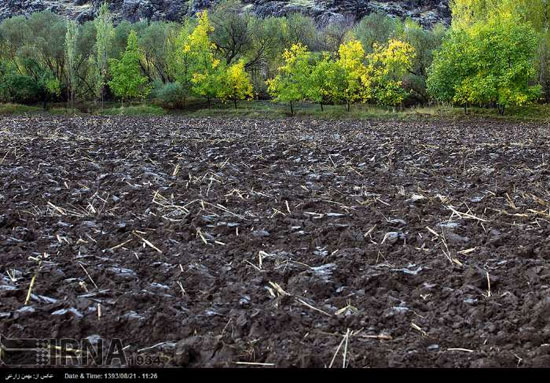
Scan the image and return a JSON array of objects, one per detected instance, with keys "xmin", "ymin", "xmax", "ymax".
[
  {"xmin": 445, "ymin": 232, "xmax": 470, "ymax": 244},
  {"xmin": 438, "ymin": 221, "xmax": 461, "ymax": 230},
  {"xmin": 17, "ymin": 306, "xmax": 36, "ymax": 314},
  {"xmin": 252, "ymin": 229, "xmax": 270, "ymax": 238},
  {"xmin": 383, "ymin": 231, "xmax": 406, "ymax": 244},
  {"xmin": 0, "ymin": 1, "xmax": 451, "ymax": 28},
  {"xmin": 107, "ymin": 267, "xmax": 137, "ymax": 280},
  {"xmin": 52, "ymin": 307, "xmax": 84, "ymax": 318}
]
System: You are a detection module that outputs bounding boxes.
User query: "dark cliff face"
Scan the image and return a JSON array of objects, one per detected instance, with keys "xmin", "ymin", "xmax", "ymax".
[{"xmin": 0, "ymin": 0, "xmax": 450, "ymax": 27}]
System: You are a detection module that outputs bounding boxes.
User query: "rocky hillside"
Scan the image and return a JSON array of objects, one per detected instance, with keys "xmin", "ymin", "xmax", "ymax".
[{"xmin": 0, "ymin": 0, "xmax": 450, "ymax": 27}]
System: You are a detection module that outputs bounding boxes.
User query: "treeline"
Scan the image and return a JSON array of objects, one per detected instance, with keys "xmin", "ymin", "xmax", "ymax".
[{"xmin": 0, "ymin": 0, "xmax": 548, "ymax": 114}]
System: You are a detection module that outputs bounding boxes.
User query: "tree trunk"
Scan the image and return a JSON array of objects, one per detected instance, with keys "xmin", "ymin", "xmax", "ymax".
[
  {"xmin": 347, "ymin": 102, "xmax": 350, "ymax": 112},
  {"xmin": 320, "ymin": 103, "xmax": 324, "ymax": 112},
  {"xmin": 290, "ymin": 101, "xmax": 294, "ymax": 116},
  {"xmin": 234, "ymin": 99, "xmax": 237, "ymax": 109}
]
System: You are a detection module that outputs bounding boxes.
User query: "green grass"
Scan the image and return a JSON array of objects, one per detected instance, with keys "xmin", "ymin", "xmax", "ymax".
[
  {"xmin": 98, "ymin": 104, "xmax": 167, "ymax": 116},
  {"xmin": 2, "ymin": 100, "xmax": 550, "ymax": 122},
  {"xmin": 0, "ymin": 103, "xmax": 42, "ymax": 115},
  {"xmin": 0, "ymin": 103, "xmax": 85, "ymax": 116},
  {"xmin": 173, "ymin": 101, "xmax": 550, "ymax": 122}
]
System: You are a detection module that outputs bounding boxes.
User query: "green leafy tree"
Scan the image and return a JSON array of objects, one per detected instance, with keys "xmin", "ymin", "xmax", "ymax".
[
  {"xmin": 65, "ymin": 19, "xmax": 79, "ymax": 110},
  {"xmin": 319, "ymin": 19, "xmax": 354, "ymax": 53},
  {"xmin": 94, "ymin": 2, "xmax": 114, "ymax": 108},
  {"xmin": 210, "ymin": 0, "xmax": 252, "ymax": 65},
  {"xmin": 0, "ymin": 58, "xmax": 60, "ymax": 107},
  {"xmin": 428, "ymin": 13, "xmax": 540, "ymax": 114},
  {"xmin": 74, "ymin": 21, "xmax": 101, "ymax": 101},
  {"xmin": 167, "ymin": 19, "xmax": 196, "ymax": 107},
  {"xmin": 351, "ymin": 12, "xmax": 399, "ymax": 54},
  {"xmin": 0, "ymin": 16, "xmax": 31, "ymax": 61},
  {"xmin": 282, "ymin": 13, "xmax": 319, "ymax": 50},
  {"xmin": 451, "ymin": 0, "xmax": 550, "ymax": 101},
  {"xmin": 168, "ymin": 11, "xmax": 224, "ymax": 107},
  {"xmin": 395, "ymin": 19, "xmax": 446, "ymax": 102},
  {"xmin": 140, "ymin": 21, "xmax": 178, "ymax": 83},
  {"xmin": 188, "ymin": 11, "xmax": 225, "ymax": 106},
  {"xmin": 267, "ymin": 43, "xmax": 312, "ymax": 115},
  {"xmin": 0, "ymin": 60, "xmax": 39, "ymax": 103},
  {"xmin": 108, "ymin": 30, "xmax": 151, "ymax": 106},
  {"xmin": 307, "ymin": 53, "xmax": 347, "ymax": 110},
  {"xmin": 246, "ymin": 16, "xmax": 287, "ymax": 97}
]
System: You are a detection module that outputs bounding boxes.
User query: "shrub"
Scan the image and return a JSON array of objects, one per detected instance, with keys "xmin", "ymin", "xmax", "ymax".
[{"xmin": 152, "ymin": 82, "xmax": 188, "ymax": 109}]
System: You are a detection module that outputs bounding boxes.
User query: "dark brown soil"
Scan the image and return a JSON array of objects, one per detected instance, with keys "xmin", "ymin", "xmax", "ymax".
[{"xmin": 1, "ymin": 116, "xmax": 550, "ymax": 368}]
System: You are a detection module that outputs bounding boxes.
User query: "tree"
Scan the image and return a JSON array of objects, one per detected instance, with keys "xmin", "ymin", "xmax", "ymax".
[
  {"xmin": 395, "ymin": 19, "xmax": 446, "ymax": 103},
  {"xmin": 217, "ymin": 60, "xmax": 253, "ymax": 108},
  {"xmin": 140, "ymin": 21, "xmax": 178, "ymax": 83},
  {"xmin": 210, "ymin": 0, "xmax": 252, "ymax": 65},
  {"xmin": 368, "ymin": 39, "xmax": 416, "ymax": 108},
  {"xmin": 351, "ymin": 12, "xmax": 399, "ymax": 53},
  {"xmin": 65, "ymin": 19, "xmax": 79, "ymax": 110},
  {"xmin": 108, "ymin": 30, "xmax": 151, "ymax": 105},
  {"xmin": 283, "ymin": 14, "xmax": 319, "ymax": 50},
  {"xmin": 0, "ymin": 12, "xmax": 67, "ymax": 100},
  {"xmin": 450, "ymin": 0, "xmax": 550, "ymax": 101},
  {"xmin": 336, "ymin": 39, "xmax": 370, "ymax": 111},
  {"xmin": 307, "ymin": 53, "xmax": 347, "ymax": 110},
  {"xmin": 246, "ymin": 16, "xmax": 287, "ymax": 97},
  {"xmin": 0, "ymin": 58, "xmax": 60, "ymax": 107},
  {"xmin": 0, "ymin": 60, "xmax": 40, "ymax": 104},
  {"xmin": 267, "ymin": 43, "xmax": 312, "ymax": 115},
  {"xmin": 26, "ymin": 12, "xmax": 67, "ymax": 83},
  {"xmin": 319, "ymin": 19, "xmax": 354, "ymax": 53},
  {"xmin": 0, "ymin": 16, "xmax": 31, "ymax": 61},
  {"xmin": 94, "ymin": 2, "xmax": 114, "ymax": 108},
  {"xmin": 428, "ymin": 13, "xmax": 540, "ymax": 114},
  {"xmin": 167, "ymin": 19, "xmax": 196, "ymax": 107},
  {"xmin": 187, "ymin": 11, "xmax": 225, "ymax": 106}
]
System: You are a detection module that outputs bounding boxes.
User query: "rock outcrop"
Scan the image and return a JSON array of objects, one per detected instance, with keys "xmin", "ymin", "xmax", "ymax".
[{"xmin": 0, "ymin": 0, "xmax": 450, "ymax": 28}]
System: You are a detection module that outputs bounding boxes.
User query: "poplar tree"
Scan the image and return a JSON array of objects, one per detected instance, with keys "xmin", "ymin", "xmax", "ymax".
[
  {"xmin": 188, "ymin": 11, "xmax": 224, "ymax": 107},
  {"xmin": 65, "ymin": 19, "xmax": 78, "ymax": 111},
  {"xmin": 109, "ymin": 30, "xmax": 151, "ymax": 106},
  {"xmin": 94, "ymin": 2, "xmax": 114, "ymax": 109}
]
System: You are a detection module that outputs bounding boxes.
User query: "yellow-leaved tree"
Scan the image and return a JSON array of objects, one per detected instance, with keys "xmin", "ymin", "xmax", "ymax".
[
  {"xmin": 367, "ymin": 39, "xmax": 416, "ymax": 108},
  {"xmin": 336, "ymin": 39, "xmax": 370, "ymax": 111},
  {"xmin": 168, "ymin": 10, "xmax": 224, "ymax": 107},
  {"xmin": 218, "ymin": 60, "xmax": 253, "ymax": 108}
]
